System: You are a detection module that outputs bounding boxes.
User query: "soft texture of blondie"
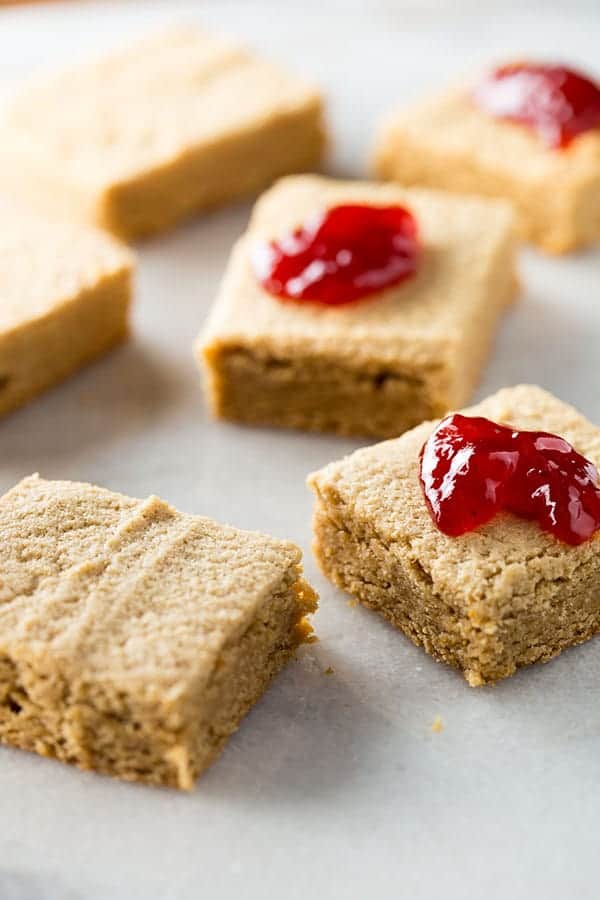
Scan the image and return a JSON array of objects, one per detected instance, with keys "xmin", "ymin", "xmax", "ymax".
[
  {"xmin": 0, "ymin": 202, "xmax": 132, "ymax": 417},
  {"xmin": 373, "ymin": 86, "xmax": 600, "ymax": 254},
  {"xmin": 0, "ymin": 476, "xmax": 317, "ymax": 788},
  {"xmin": 198, "ymin": 175, "xmax": 517, "ymax": 438},
  {"xmin": 0, "ymin": 28, "xmax": 325, "ymax": 240},
  {"xmin": 308, "ymin": 385, "xmax": 600, "ymax": 686}
]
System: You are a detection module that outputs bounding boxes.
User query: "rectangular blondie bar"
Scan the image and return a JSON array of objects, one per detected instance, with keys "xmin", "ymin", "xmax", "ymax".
[
  {"xmin": 0, "ymin": 28, "xmax": 325, "ymax": 240},
  {"xmin": 309, "ymin": 385, "xmax": 600, "ymax": 685},
  {"xmin": 0, "ymin": 476, "xmax": 317, "ymax": 788},
  {"xmin": 198, "ymin": 175, "xmax": 517, "ymax": 438}
]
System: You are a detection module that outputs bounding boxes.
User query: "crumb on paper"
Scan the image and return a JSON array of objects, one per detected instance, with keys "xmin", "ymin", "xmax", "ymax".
[
  {"xmin": 324, "ymin": 666, "xmax": 334, "ymax": 675},
  {"xmin": 431, "ymin": 715, "xmax": 444, "ymax": 733},
  {"xmin": 346, "ymin": 598, "xmax": 359, "ymax": 609}
]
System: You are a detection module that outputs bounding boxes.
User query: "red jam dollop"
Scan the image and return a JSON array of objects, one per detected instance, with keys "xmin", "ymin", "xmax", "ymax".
[
  {"xmin": 251, "ymin": 204, "xmax": 419, "ymax": 306},
  {"xmin": 419, "ymin": 414, "xmax": 600, "ymax": 545},
  {"xmin": 473, "ymin": 63, "xmax": 600, "ymax": 148}
]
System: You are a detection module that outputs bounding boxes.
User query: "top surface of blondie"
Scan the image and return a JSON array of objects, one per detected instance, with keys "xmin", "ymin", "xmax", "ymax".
[
  {"xmin": 0, "ymin": 201, "xmax": 132, "ymax": 333},
  {"xmin": 200, "ymin": 175, "xmax": 514, "ymax": 368},
  {"xmin": 0, "ymin": 476, "xmax": 300, "ymax": 694},
  {"xmin": 382, "ymin": 82, "xmax": 600, "ymax": 181},
  {"xmin": 2, "ymin": 27, "xmax": 321, "ymax": 187},
  {"xmin": 309, "ymin": 385, "xmax": 600, "ymax": 604}
]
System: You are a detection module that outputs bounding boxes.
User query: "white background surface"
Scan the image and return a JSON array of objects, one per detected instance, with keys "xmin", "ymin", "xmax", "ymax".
[{"xmin": 1, "ymin": 2, "xmax": 599, "ymax": 898}]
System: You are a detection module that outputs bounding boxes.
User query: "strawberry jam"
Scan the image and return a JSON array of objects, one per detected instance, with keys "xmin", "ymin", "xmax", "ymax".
[
  {"xmin": 473, "ymin": 63, "xmax": 600, "ymax": 148},
  {"xmin": 251, "ymin": 204, "xmax": 419, "ymax": 306},
  {"xmin": 419, "ymin": 414, "xmax": 600, "ymax": 545}
]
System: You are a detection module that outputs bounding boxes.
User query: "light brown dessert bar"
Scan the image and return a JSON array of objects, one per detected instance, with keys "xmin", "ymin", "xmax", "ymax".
[
  {"xmin": 0, "ymin": 201, "xmax": 132, "ymax": 417},
  {"xmin": 0, "ymin": 28, "xmax": 325, "ymax": 240},
  {"xmin": 197, "ymin": 175, "xmax": 517, "ymax": 439},
  {"xmin": 372, "ymin": 85, "xmax": 600, "ymax": 254},
  {"xmin": 308, "ymin": 385, "xmax": 600, "ymax": 686},
  {"xmin": 0, "ymin": 476, "xmax": 317, "ymax": 788}
]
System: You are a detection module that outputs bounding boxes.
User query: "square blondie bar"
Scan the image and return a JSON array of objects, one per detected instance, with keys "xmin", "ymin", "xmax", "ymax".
[
  {"xmin": 308, "ymin": 385, "xmax": 600, "ymax": 686},
  {"xmin": 373, "ymin": 84, "xmax": 600, "ymax": 254},
  {"xmin": 0, "ymin": 476, "xmax": 317, "ymax": 788},
  {"xmin": 197, "ymin": 175, "xmax": 517, "ymax": 439},
  {"xmin": 0, "ymin": 28, "xmax": 325, "ymax": 240},
  {"xmin": 0, "ymin": 202, "xmax": 132, "ymax": 417}
]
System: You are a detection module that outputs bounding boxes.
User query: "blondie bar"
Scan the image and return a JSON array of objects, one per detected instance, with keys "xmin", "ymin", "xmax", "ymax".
[
  {"xmin": 198, "ymin": 175, "xmax": 516, "ymax": 438},
  {"xmin": 309, "ymin": 385, "xmax": 600, "ymax": 685},
  {"xmin": 373, "ymin": 70, "xmax": 600, "ymax": 253},
  {"xmin": 0, "ymin": 476, "xmax": 317, "ymax": 788},
  {"xmin": 0, "ymin": 28, "xmax": 325, "ymax": 240}
]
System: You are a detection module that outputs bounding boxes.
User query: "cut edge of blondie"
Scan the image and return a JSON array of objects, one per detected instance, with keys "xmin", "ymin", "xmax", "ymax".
[
  {"xmin": 200, "ymin": 338, "xmax": 448, "ymax": 439},
  {"xmin": 0, "ymin": 563, "xmax": 317, "ymax": 789}
]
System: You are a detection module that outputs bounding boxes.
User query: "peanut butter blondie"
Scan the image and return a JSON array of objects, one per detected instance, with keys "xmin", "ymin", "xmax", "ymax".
[
  {"xmin": 0, "ymin": 202, "xmax": 132, "ymax": 417},
  {"xmin": 0, "ymin": 476, "xmax": 317, "ymax": 788},
  {"xmin": 0, "ymin": 28, "xmax": 325, "ymax": 240},
  {"xmin": 373, "ymin": 76, "xmax": 600, "ymax": 253},
  {"xmin": 197, "ymin": 175, "xmax": 517, "ymax": 439},
  {"xmin": 308, "ymin": 385, "xmax": 600, "ymax": 685}
]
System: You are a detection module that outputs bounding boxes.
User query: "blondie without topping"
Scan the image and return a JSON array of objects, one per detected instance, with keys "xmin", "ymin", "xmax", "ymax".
[
  {"xmin": 0, "ymin": 476, "xmax": 317, "ymax": 788},
  {"xmin": 197, "ymin": 175, "xmax": 517, "ymax": 438},
  {"xmin": 0, "ymin": 28, "xmax": 325, "ymax": 240},
  {"xmin": 308, "ymin": 385, "xmax": 600, "ymax": 686},
  {"xmin": 373, "ymin": 83, "xmax": 600, "ymax": 253},
  {"xmin": 0, "ymin": 201, "xmax": 132, "ymax": 417}
]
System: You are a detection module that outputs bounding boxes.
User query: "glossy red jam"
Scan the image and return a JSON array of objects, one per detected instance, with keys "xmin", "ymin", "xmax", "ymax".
[
  {"xmin": 473, "ymin": 63, "xmax": 600, "ymax": 148},
  {"xmin": 251, "ymin": 204, "xmax": 419, "ymax": 306},
  {"xmin": 419, "ymin": 414, "xmax": 600, "ymax": 545}
]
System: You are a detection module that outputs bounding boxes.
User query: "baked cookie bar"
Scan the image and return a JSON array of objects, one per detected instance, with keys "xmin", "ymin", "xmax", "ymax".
[
  {"xmin": 197, "ymin": 175, "xmax": 516, "ymax": 439},
  {"xmin": 309, "ymin": 385, "xmax": 600, "ymax": 686},
  {"xmin": 372, "ymin": 64, "xmax": 600, "ymax": 253},
  {"xmin": 0, "ymin": 476, "xmax": 317, "ymax": 788},
  {"xmin": 0, "ymin": 28, "xmax": 325, "ymax": 240},
  {"xmin": 0, "ymin": 202, "xmax": 132, "ymax": 418}
]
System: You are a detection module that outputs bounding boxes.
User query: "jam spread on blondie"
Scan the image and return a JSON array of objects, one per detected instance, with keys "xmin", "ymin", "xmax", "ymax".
[
  {"xmin": 419, "ymin": 414, "xmax": 600, "ymax": 545},
  {"xmin": 473, "ymin": 63, "xmax": 600, "ymax": 148},
  {"xmin": 251, "ymin": 204, "xmax": 419, "ymax": 305}
]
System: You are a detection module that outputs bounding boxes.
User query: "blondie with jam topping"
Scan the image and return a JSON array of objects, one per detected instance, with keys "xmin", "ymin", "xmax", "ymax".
[
  {"xmin": 373, "ymin": 63, "xmax": 600, "ymax": 253},
  {"xmin": 309, "ymin": 386, "xmax": 600, "ymax": 685},
  {"xmin": 197, "ymin": 175, "xmax": 516, "ymax": 439}
]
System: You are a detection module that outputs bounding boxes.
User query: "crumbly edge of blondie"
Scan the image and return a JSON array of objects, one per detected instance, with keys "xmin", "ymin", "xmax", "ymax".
[
  {"xmin": 0, "ymin": 566, "xmax": 317, "ymax": 789},
  {"xmin": 0, "ymin": 266, "xmax": 131, "ymax": 417},
  {"xmin": 310, "ymin": 486, "xmax": 600, "ymax": 686}
]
